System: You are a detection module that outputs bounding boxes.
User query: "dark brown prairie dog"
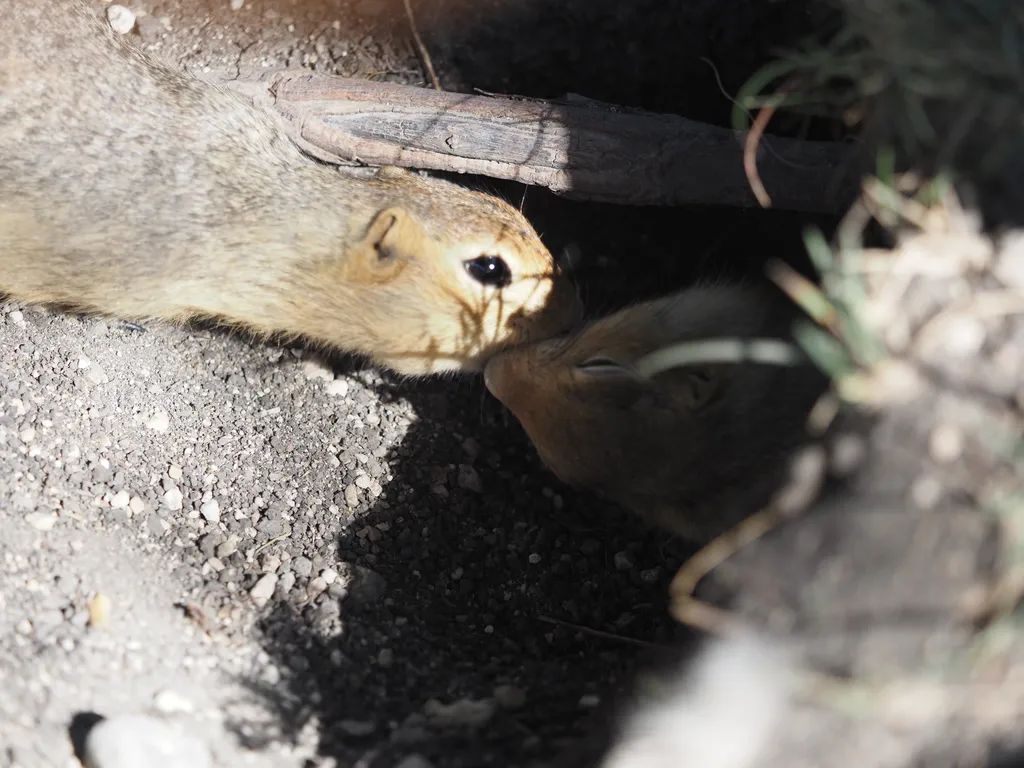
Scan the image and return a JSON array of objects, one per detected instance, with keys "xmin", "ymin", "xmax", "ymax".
[
  {"xmin": 0, "ymin": 1, "xmax": 581, "ymax": 376},
  {"xmin": 484, "ymin": 282, "xmax": 828, "ymax": 543}
]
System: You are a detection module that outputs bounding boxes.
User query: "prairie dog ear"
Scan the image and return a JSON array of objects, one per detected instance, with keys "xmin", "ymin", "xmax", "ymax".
[
  {"xmin": 343, "ymin": 207, "xmax": 428, "ymax": 285},
  {"xmin": 655, "ymin": 364, "xmax": 729, "ymax": 411}
]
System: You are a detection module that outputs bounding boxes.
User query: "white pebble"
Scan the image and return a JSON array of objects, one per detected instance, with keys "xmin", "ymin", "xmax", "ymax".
[
  {"xmin": 129, "ymin": 496, "xmax": 146, "ymax": 515},
  {"xmin": 301, "ymin": 359, "xmax": 334, "ymax": 382},
  {"xmin": 326, "ymin": 379, "xmax": 349, "ymax": 397},
  {"xmin": 8, "ymin": 309, "xmax": 26, "ymax": 327},
  {"xmin": 199, "ymin": 500, "xmax": 220, "ymax": 522},
  {"xmin": 307, "ymin": 576, "xmax": 328, "ymax": 600},
  {"xmin": 321, "ymin": 568, "xmax": 338, "ymax": 585},
  {"xmin": 152, "ymin": 689, "xmax": 194, "ymax": 715},
  {"xmin": 249, "ymin": 573, "xmax": 278, "ymax": 607},
  {"xmin": 230, "ymin": 0, "xmax": 244, "ymax": 8},
  {"xmin": 168, "ymin": 464, "xmax": 183, "ymax": 480},
  {"xmin": 19, "ymin": 427, "xmax": 35, "ymax": 443},
  {"xmin": 25, "ymin": 512, "xmax": 57, "ymax": 531},
  {"xmin": 528, "ymin": 553, "xmax": 541, "ymax": 564},
  {"xmin": 86, "ymin": 364, "xmax": 109, "ymax": 385},
  {"xmin": 110, "ymin": 491, "xmax": 131, "ymax": 509},
  {"xmin": 78, "ymin": 356, "xmax": 92, "ymax": 370},
  {"xmin": 146, "ymin": 410, "xmax": 170, "ymax": 432},
  {"xmin": 344, "ymin": 484, "xmax": 360, "ymax": 507},
  {"xmin": 105, "ymin": 4, "xmax": 137, "ymax": 35},
  {"xmin": 355, "ymin": 474, "xmax": 372, "ymax": 490},
  {"xmin": 83, "ymin": 713, "xmax": 210, "ymax": 768},
  {"xmin": 162, "ymin": 487, "xmax": 183, "ymax": 511}
]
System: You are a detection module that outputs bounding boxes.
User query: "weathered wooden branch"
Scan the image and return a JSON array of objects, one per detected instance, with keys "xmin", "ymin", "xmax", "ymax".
[{"xmin": 227, "ymin": 71, "xmax": 865, "ymax": 214}]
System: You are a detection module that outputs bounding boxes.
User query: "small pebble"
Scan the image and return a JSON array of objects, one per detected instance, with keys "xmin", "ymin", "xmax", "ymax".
[
  {"xmin": 250, "ymin": 574, "xmax": 278, "ymax": 607},
  {"xmin": 216, "ymin": 539, "xmax": 238, "ymax": 558},
  {"xmin": 162, "ymin": 487, "xmax": 183, "ymax": 511},
  {"xmin": 168, "ymin": 464, "xmax": 183, "ymax": 480},
  {"xmin": 199, "ymin": 500, "xmax": 220, "ymax": 523},
  {"xmin": 87, "ymin": 593, "xmax": 111, "ymax": 629},
  {"xmin": 110, "ymin": 491, "xmax": 131, "ymax": 510},
  {"xmin": 129, "ymin": 496, "xmax": 145, "ymax": 515},
  {"xmin": 423, "ymin": 697, "xmax": 495, "ymax": 728},
  {"xmin": 105, "ymin": 4, "xmax": 137, "ymax": 35},
  {"xmin": 301, "ymin": 359, "xmax": 334, "ymax": 382},
  {"xmin": 307, "ymin": 576, "xmax": 328, "ymax": 600},
  {"xmin": 344, "ymin": 484, "xmax": 360, "ymax": 507},
  {"xmin": 86, "ymin": 364, "xmax": 108, "ymax": 385},
  {"xmin": 325, "ymin": 379, "xmax": 349, "ymax": 397},
  {"xmin": 377, "ymin": 648, "xmax": 394, "ymax": 668},
  {"xmin": 348, "ymin": 566, "xmax": 387, "ymax": 607},
  {"xmin": 578, "ymin": 694, "xmax": 600, "ymax": 708},
  {"xmin": 230, "ymin": 0, "xmax": 245, "ymax": 9},
  {"xmin": 152, "ymin": 690, "xmax": 194, "ymax": 715},
  {"xmin": 19, "ymin": 427, "xmax": 35, "ymax": 443},
  {"xmin": 493, "ymin": 685, "xmax": 526, "ymax": 710},
  {"xmin": 146, "ymin": 410, "xmax": 170, "ymax": 433},
  {"xmin": 354, "ymin": 475, "xmax": 372, "ymax": 490},
  {"xmin": 457, "ymin": 465, "xmax": 482, "ymax": 493},
  {"xmin": 321, "ymin": 568, "xmax": 339, "ymax": 585},
  {"xmin": 528, "ymin": 553, "xmax": 541, "ymax": 565},
  {"xmin": 82, "ymin": 713, "xmax": 211, "ymax": 768},
  {"xmin": 338, "ymin": 720, "xmax": 376, "ymax": 737},
  {"xmin": 613, "ymin": 551, "xmax": 635, "ymax": 571},
  {"xmin": 25, "ymin": 512, "xmax": 57, "ymax": 531},
  {"xmin": 639, "ymin": 568, "xmax": 660, "ymax": 584}
]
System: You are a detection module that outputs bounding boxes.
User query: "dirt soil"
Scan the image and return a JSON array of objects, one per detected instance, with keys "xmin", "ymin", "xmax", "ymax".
[{"xmin": 1, "ymin": 1, "xmax": 848, "ymax": 767}]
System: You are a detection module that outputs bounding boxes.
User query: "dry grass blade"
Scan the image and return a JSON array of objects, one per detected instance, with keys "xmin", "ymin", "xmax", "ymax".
[
  {"xmin": 668, "ymin": 507, "xmax": 786, "ymax": 634},
  {"xmin": 401, "ymin": 0, "xmax": 441, "ymax": 91}
]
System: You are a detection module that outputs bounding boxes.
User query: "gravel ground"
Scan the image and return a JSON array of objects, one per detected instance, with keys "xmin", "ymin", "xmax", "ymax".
[
  {"xmin": 1, "ymin": 2, "xmax": 840, "ymax": 766},
  {"xmin": 0, "ymin": 304, "xmax": 699, "ymax": 768}
]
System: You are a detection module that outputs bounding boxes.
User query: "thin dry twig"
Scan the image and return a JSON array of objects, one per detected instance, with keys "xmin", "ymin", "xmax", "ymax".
[
  {"xmin": 743, "ymin": 76, "xmax": 804, "ymax": 208},
  {"xmin": 535, "ymin": 614, "xmax": 660, "ymax": 648},
  {"xmin": 401, "ymin": 0, "xmax": 441, "ymax": 92},
  {"xmin": 668, "ymin": 506, "xmax": 786, "ymax": 634}
]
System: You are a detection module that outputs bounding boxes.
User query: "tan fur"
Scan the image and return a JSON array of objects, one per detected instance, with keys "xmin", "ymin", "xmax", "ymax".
[
  {"xmin": 0, "ymin": 0, "xmax": 581, "ymax": 376},
  {"xmin": 484, "ymin": 283, "xmax": 828, "ymax": 543}
]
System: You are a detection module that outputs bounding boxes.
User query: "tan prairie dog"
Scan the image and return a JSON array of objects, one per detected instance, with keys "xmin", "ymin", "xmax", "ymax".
[
  {"xmin": 484, "ymin": 283, "xmax": 829, "ymax": 543},
  {"xmin": 0, "ymin": 1, "xmax": 581, "ymax": 376}
]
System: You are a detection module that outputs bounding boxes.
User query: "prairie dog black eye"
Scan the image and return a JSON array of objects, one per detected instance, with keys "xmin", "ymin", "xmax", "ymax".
[
  {"xmin": 576, "ymin": 357, "xmax": 627, "ymax": 376},
  {"xmin": 579, "ymin": 357, "xmax": 620, "ymax": 370},
  {"xmin": 464, "ymin": 255, "xmax": 512, "ymax": 288}
]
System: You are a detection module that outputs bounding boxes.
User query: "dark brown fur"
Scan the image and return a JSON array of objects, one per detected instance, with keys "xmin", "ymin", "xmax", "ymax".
[{"xmin": 485, "ymin": 282, "xmax": 828, "ymax": 542}]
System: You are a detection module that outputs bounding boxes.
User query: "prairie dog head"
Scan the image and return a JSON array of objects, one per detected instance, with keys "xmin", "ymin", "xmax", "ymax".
[
  {"xmin": 484, "ymin": 283, "xmax": 827, "ymax": 541},
  {"xmin": 342, "ymin": 167, "xmax": 582, "ymax": 375}
]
